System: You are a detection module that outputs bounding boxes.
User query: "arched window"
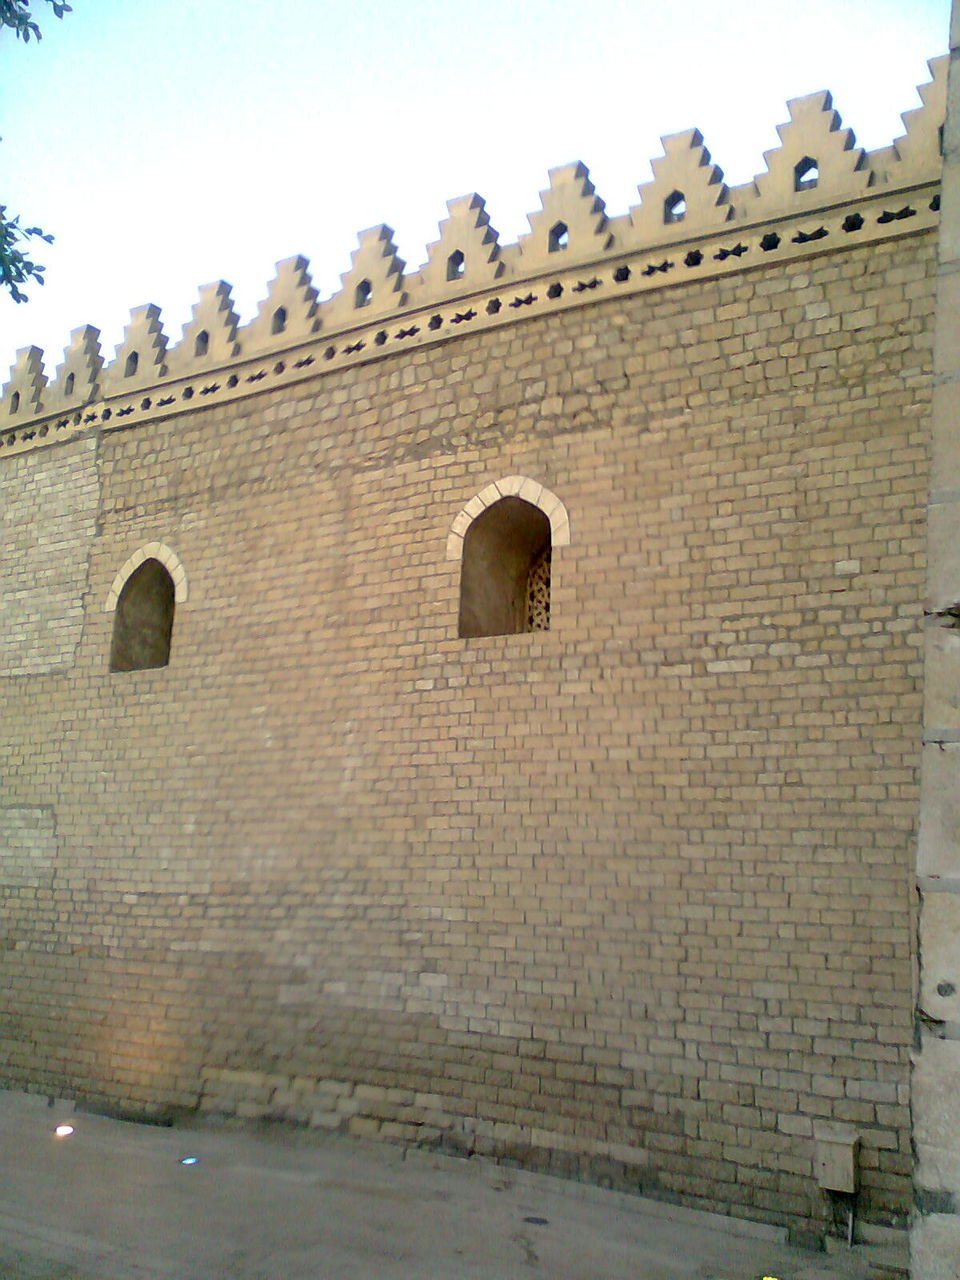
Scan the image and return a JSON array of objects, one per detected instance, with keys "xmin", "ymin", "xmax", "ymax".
[
  {"xmin": 124, "ymin": 351, "xmax": 139, "ymax": 378},
  {"xmin": 195, "ymin": 329, "xmax": 210, "ymax": 357},
  {"xmin": 664, "ymin": 190, "xmax": 686, "ymax": 224},
  {"xmin": 447, "ymin": 249, "xmax": 465, "ymax": 281},
  {"xmin": 109, "ymin": 559, "xmax": 175, "ymax": 672},
  {"xmin": 9, "ymin": 391, "xmax": 20, "ymax": 414},
  {"xmin": 355, "ymin": 279, "xmax": 372, "ymax": 308},
  {"xmin": 64, "ymin": 372, "xmax": 75, "ymax": 396},
  {"xmin": 548, "ymin": 221, "xmax": 569, "ymax": 253},
  {"xmin": 794, "ymin": 156, "xmax": 819, "ymax": 191},
  {"xmin": 458, "ymin": 497, "xmax": 551, "ymax": 638},
  {"xmin": 271, "ymin": 307, "xmax": 287, "ymax": 335}
]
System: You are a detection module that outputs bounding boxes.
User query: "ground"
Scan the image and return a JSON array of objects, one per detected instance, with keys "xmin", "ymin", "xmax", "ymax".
[{"xmin": 0, "ymin": 1090, "xmax": 906, "ymax": 1280}]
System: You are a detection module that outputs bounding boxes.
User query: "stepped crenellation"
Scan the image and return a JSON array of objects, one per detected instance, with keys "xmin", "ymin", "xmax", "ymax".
[{"xmin": 0, "ymin": 58, "xmax": 947, "ymax": 441}]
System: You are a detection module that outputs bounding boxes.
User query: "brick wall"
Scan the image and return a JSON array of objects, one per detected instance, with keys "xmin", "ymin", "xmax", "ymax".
[{"xmin": 0, "ymin": 230, "xmax": 934, "ymax": 1232}]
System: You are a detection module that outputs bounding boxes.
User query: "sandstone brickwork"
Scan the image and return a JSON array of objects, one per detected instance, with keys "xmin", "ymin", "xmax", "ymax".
[{"xmin": 0, "ymin": 60, "xmax": 950, "ymax": 1244}]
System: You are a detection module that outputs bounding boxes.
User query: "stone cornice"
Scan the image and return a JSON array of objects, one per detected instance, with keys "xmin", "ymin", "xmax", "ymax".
[
  {"xmin": 0, "ymin": 57, "xmax": 947, "ymax": 458},
  {"xmin": 0, "ymin": 182, "xmax": 939, "ymax": 462}
]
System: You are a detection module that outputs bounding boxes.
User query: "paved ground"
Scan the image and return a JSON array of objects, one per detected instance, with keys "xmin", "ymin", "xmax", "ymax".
[{"xmin": 0, "ymin": 1090, "xmax": 906, "ymax": 1280}]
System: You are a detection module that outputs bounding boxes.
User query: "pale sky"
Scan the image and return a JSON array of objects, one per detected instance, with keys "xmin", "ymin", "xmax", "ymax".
[{"xmin": 0, "ymin": 0, "xmax": 950, "ymax": 378}]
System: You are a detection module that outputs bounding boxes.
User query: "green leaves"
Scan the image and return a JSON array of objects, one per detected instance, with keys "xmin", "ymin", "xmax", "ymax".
[
  {"xmin": 0, "ymin": 206, "xmax": 54, "ymax": 304},
  {"xmin": 0, "ymin": 0, "xmax": 72, "ymax": 42},
  {"xmin": 1, "ymin": 1, "xmax": 70, "ymax": 299}
]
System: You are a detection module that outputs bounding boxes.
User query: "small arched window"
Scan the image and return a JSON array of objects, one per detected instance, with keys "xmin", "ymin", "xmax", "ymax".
[
  {"xmin": 64, "ymin": 372, "xmax": 75, "ymax": 396},
  {"xmin": 355, "ymin": 279, "xmax": 372, "ymax": 308},
  {"xmin": 794, "ymin": 156, "xmax": 819, "ymax": 191},
  {"xmin": 447, "ymin": 250, "xmax": 465, "ymax": 281},
  {"xmin": 109, "ymin": 559, "xmax": 175, "ymax": 672},
  {"xmin": 9, "ymin": 391, "xmax": 20, "ymax": 414},
  {"xmin": 195, "ymin": 329, "xmax": 210, "ymax": 357},
  {"xmin": 664, "ymin": 190, "xmax": 686, "ymax": 224},
  {"xmin": 271, "ymin": 307, "xmax": 287, "ymax": 335},
  {"xmin": 124, "ymin": 351, "xmax": 139, "ymax": 378},
  {"xmin": 548, "ymin": 221, "xmax": 569, "ymax": 253},
  {"xmin": 459, "ymin": 497, "xmax": 551, "ymax": 638}
]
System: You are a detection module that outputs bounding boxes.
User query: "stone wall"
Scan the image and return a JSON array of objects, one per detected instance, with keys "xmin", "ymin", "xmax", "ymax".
[
  {"xmin": 0, "ymin": 436, "xmax": 98, "ymax": 675},
  {"xmin": 0, "ymin": 216, "xmax": 936, "ymax": 1232}
]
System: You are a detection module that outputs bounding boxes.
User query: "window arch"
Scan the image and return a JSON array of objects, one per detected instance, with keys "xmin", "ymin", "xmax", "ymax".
[
  {"xmin": 105, "ymin": 542, "xmax": 188, "ymax": 672},
  {"xmin": 548, "ymin": 221, "xmax": 569, "ymax": 253},
  {"xmin": 664, "ymin": 190, "xmax": 686, "ymax": 224},
  {"xmin": 794, "ymin": 156, "xmax": 819, "ymax": 191},
  {"xmin": 447, "ymin": 478, "xmax": 570, "ymax": 639},
  {"xmin": 109, "ymin": 560, "xmax": 175, "ymax": 671}
]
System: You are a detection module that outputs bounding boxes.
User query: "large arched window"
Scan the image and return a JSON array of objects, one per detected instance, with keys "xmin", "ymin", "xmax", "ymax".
[
  {"xmin": 448, "ymin": 478, "xmax": 570, "ymax": 639},
  {"xmin": 109, "ymin": 559, "xmax": 176, "ymax": 672},
  {"xmin": 458, "ymin": 497, "xmax": 552, "ymax": 638}
]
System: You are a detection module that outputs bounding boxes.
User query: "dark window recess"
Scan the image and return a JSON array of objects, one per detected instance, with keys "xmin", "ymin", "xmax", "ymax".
[
  {"xmin": 794, "ymin": 157, "xmax": 819, "ymax": 191},
  {"xmin": 792, "ymin": 227, "xmax": 828, "ymax": 244},
  {"xmin": 110, "ymin": 560, "xmax": 175, "ymax": 673},
  {"xmin": 195, "ymin": 329, "xmax": 210, "ymax": 357},
  {"xmin": 124, "ymin": 352, "xmax": 139, "ymax": 378},
  {"xmin": 684, "ymin": 250, "xmax": 703, "ymax": 267},
  {"xmin": 841, "ymin": 213, "xmax": 864, "ymax": 233},
  {"xmin": 447, "ymin": 249, "xmax": 465, "ymax": 281},
  {"xmin": 760, "ymin": 233, "xmax": 781, "ymax": 251},
  {"xmin": 355, "ymin": 279, "xmax": 372, "ymax": 308},
  {"xmin": 613, "ymin": 266, "xmax": 631, "ymax": 283},
  {"xmin": 459, "ymin": 497, "xmax": 551, "ymax": 639},
  {"xmin": 664, "ymin": 190, "xmax": 686, "ymax": 224},
  {"xmin": 548, "ymin": 222, "xmax": 568, "ymax": 253},
  {"xmin": 64, "ymin": 372, "xmax": 75, "ymax": 396},
  {"xmin": 271, "ymin": 307, "xmax": 287, "ymax": 335}
]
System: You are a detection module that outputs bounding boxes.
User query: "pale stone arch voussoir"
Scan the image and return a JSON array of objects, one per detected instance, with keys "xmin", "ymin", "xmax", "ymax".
[
  {"xmin": 104, "ymin": 542, "xmax": 188, "ymax": 612},
  {"xmin": 446, "ymin": 477, "xmax": 570, "ymax": 561}
]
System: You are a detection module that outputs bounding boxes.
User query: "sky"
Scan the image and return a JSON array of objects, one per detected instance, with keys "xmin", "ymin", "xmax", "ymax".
[{"xmin": 0, "ymin": 0, "xmax": 951, "ymax": 378}]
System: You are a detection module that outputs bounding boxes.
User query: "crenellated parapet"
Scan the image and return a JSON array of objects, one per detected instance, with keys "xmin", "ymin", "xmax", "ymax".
[{"xmin": 0, "ymin": 58, "xmax": 947, "ymax": 455}]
